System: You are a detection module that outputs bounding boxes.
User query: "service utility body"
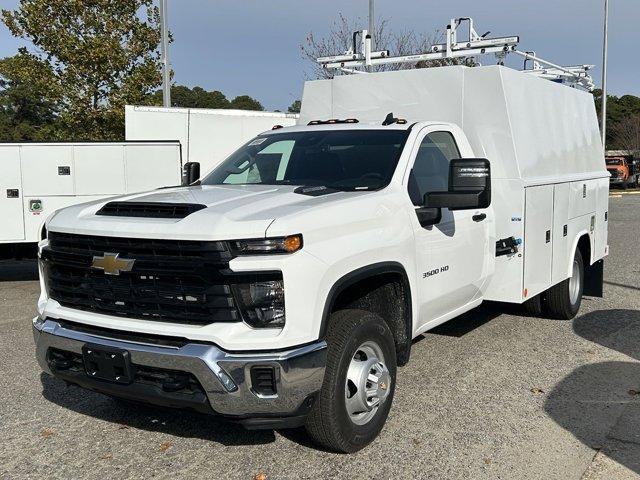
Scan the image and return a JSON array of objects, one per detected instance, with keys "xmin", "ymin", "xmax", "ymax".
[{"xmin": 33, "ymin": 18, "xmax": 609, "ymax": 453}]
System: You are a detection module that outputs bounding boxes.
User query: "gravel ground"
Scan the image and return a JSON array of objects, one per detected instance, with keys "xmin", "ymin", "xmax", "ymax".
[{"xmin": 0, "ymin": 194, "xmax": 639, "ymax": 480}]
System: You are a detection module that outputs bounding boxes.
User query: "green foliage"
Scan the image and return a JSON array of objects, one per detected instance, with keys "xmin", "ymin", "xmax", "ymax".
[
  {"xmin": 593, "ymin": 89, "xmax": 640, "ymax": 149},
  {"xmin": 0, "ymin": 0, "xmax": 164, "ymax": 140},
  {"xmin": 150, "ymin": 85, "xmax": 263, "ymax": 111},
  {"xmin": 0, "ymin": 51, "xmax": 60, "ymax": 140},
  {"xmin": 229, "ymin": 95, "xmax": 263, "ymax": 111},
  {"xmin": 288, "ymin": 100, "xmax": 301, "ymax": 114}
]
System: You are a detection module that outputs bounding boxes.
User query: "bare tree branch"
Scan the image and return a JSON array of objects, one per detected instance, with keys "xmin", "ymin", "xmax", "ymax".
[
  {"xmin": 301, "ymin": 15, "xmax": 474, "ymax": 79},
  {"xmin": 611, "ymin": 114, "xmax": 640, "ymax": 155}
]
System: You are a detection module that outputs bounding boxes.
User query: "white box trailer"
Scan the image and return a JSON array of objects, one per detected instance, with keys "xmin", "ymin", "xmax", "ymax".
[
  {"xmin": 0, "ymin": 141, "xmax": 182, "ymax": 254},
  {"xmin": 300, "ymin": 65, "xmax": 608, "ymax": 305},
  {"xmin": 125, "ymin": 106, "xmax": 298, "ymax": 174}
]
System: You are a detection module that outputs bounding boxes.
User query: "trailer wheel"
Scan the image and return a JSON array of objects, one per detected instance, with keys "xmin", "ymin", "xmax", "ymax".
[
  {"xmin": 545, "ymin": 249, "xmax": 584, "ymax": 319},
  {"xmin": 305, "ymin": 309, "xmax": 396, "ymax": 453}
]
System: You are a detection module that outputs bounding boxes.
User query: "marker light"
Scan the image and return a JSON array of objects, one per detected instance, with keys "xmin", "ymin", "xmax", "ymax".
[{"xmin": 231, "ymin": 235, "xmax": 303, "ymax": 255}]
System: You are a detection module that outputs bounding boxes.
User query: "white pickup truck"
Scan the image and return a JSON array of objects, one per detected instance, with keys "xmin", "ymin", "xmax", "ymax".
[{"xmin": 33, "ymin": 65, "xmax": 608, "ymax": 452}]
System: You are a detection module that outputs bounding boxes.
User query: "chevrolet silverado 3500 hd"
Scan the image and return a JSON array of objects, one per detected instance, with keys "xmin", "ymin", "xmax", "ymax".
[{"xmin": 33, "ymin": 65, "xmax": 608, "ymax": 453}]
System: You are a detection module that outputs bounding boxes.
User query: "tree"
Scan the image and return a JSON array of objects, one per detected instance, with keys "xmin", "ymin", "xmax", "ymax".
[
  {"xmin": 301, "ymin": 14, "xmax": 473, "ymax": 79},
  {"xmin": 0, "ymin": 52, "xmax": 60, "ymax": 141},
  {"xmin": 288, "ymin": 100, "xmax": 301, "ymax": 114},
  {"xmin": 151, "ymin": 85, "xmax": 231, "ymax": 109},
  {"xmin": 229, "ymin": 95, "xmax": 264, "ymax": 111},
  {"xmin": 594, "ymin": 89, "xmax": 640, "ymax": 150},
  {"xmin": 1, "ymin": 0, "xmax": 164, "ymax": 140},
  {"xmin": 611, "ymin": 114, "xmax": 640, "ymax": 155}
]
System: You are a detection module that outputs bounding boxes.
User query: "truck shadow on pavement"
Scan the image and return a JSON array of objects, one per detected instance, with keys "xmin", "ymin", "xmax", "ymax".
[
  {"xmin": 39, "ymin": 373, "xmax": 278, "ymax": 447},
  {"xmin": 0, "ymin": 260, "xmax": 38, "ymax": 281},
  {"xmin": 544, "ymin": 309, "xmax": 640, "ymax": 474}
]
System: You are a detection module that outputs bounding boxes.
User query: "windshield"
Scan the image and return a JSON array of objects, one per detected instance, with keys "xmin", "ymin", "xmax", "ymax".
[{"xmin": 202, "ymin": 129, "xmax": 410, "ymax": 190}]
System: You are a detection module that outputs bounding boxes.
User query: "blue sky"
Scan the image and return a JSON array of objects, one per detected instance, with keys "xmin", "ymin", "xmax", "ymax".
[{"xmin": 0, "ymin": 0, "xmax": 638, "ymax": 111}]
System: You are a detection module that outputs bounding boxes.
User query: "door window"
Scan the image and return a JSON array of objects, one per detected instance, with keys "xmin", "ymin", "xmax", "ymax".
[{"xmin": 408, "ymin": 131, "xmax": 461, "ymax": 206}]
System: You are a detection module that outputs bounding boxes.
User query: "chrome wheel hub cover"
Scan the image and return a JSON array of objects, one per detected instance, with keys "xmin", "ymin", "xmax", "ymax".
[{"xmin": 345, "ymin": 341, "xmax": 391, "ymax": 425}]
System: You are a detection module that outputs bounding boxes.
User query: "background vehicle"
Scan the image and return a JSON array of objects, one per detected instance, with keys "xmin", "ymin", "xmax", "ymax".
[
  {"xmin": 606, "ymin": 151, "xmax": 640, "ymax": 189},
  {"xmin": 125, "ymin": 106, "xmax": 298, "ymax": 172},
  {"xmin": 0, "ymin": 141, "xmax": 181, "ymax": 259}
]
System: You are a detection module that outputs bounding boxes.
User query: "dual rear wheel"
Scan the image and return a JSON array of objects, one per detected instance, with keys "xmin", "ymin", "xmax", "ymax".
[{"xmin": 524, "ymin": 249, "xmax": 584, "ymax": 319}]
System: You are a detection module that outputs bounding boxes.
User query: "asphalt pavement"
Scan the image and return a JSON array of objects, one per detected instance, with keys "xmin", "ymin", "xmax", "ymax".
[{"xmin": 1, "ymin": 193, "xmax": 639, "ymax": 480}]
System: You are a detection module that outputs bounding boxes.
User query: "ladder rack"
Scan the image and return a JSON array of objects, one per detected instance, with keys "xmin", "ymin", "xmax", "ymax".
[{"xmin": 316, "ymin": 17, "xmax": 595, "ymax": 91}]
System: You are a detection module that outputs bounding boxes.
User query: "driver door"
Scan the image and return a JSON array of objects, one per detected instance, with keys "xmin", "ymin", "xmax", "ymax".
[{"xmin": 406, "ymin": 126, "xmax": 490, "ymax": 331}]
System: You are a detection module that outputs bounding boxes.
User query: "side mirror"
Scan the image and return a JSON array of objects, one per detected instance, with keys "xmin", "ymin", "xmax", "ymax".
[
  {"xmin": 182, "ymin": 162, "xmax": 201, "ymax": 186},
  {"xmin": 426, "ymin": 158, "xmax": 491, "ymax": 210}
]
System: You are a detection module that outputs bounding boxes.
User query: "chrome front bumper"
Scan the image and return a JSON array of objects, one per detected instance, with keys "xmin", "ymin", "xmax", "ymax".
[{"xmin": 33, "ymin": 318, "xmax": 326, "ymax": 425}]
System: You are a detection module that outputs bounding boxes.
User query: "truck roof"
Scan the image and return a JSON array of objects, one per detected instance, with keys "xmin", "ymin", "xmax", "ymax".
[{"xmin": 260, "ymin": 122, "xmax": 413, "ymax": 135}]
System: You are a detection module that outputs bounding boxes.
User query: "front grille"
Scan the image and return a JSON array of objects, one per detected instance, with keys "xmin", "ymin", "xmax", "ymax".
[
  {"xmin": 42, "ymin": 232, "xmax": 242, "ymax": 325},
  {"xmin": 96, "ymin": 202, "xmax": 206, "ymax": 219}
]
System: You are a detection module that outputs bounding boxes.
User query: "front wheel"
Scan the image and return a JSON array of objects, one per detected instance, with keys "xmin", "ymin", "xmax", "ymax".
[
  {"xmin": 305, "ymin": 309, "xmax": 396, "ymax": 453},
  {"xmin": 545, "ymin": 249, "xmax": 584, "ymax": 319}
]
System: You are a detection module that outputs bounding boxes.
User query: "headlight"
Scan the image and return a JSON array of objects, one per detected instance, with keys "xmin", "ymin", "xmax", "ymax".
[
  {"xmin": 234, "ymin": 279, "xmax": 285, "ymax": 328},
  {"xmin": 231, "ymin": 234, "xmax": 302, "ymax": 255}
]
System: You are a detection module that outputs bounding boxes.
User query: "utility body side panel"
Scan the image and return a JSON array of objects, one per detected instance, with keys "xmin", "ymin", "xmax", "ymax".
[
  {"xmin": 551, "ymin": 183, "xmax": 571, "ymax": 285},
  {"xmin": 125, "ymin": 105, "xmax": 298, "ymax": 172},
  {"xmin": 523, "ymin": 185, "xmax": 554, "ymax": 298},
  {"xmin": 0, "ymin": 146, "xmax": 25, "ymax": 241},
  {"xmin": 1, "ymin": 142, "xmax": 182, "ymax": 244}
]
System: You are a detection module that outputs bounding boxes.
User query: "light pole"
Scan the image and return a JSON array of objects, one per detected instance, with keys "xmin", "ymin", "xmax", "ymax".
[
  {"xmin": 601, "ymin": 0, "xmax": 609, "ymax": 150},
  {"xmin": 368, "ymin": 0, "xmax": 375, "ymax": 50},
  {"xmin": 159, "ymin": 0, "xmax": 171, "ymax": 107}
]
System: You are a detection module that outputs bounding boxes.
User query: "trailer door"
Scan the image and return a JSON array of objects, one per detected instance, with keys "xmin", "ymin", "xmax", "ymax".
[{"xmin": 0, "ymin": 146, "xmax": 25, "ymax": 241}]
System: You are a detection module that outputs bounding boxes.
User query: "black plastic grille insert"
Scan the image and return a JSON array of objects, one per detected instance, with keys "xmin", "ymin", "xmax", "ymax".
[{"xmin": 42, "ymin": 232, "xmax": 241, "ymax": 325}]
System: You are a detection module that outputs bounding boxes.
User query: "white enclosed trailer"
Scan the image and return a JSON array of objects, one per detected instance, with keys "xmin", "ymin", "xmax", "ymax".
[
  {"xmin": 300, "ymin": 65, "xmax": 608, "ymax": 305},
  {"xmin": 0, "ymin": 141, "xmax": 182, "ymax": 255},
  {"xmin": 125, "ymin": 106, "xmax": 298, "ymax": 173}
]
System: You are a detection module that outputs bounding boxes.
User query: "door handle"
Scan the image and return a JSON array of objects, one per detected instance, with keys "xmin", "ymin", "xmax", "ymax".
[{"xmin": 472, "ymin": 213, "xmax": 486, "ymax": 222}]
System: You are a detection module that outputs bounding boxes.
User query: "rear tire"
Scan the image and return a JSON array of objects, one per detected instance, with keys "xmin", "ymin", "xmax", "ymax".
[
  {"xmin": 545, "ymin": 249, "xmax": 584, "ymax": 319},
  {"xmin": 305, "ymin": 309, "xmax": 396, "ymax": 453}
]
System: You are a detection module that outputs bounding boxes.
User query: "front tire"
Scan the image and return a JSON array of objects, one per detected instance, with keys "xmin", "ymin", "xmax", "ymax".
[
  {"xmin": 545, "ymin": 249, "xmax": 584, "ymax": 319},
  {"xmin": 305, "ymin": 309, "xmax": 396, "ymax": 453}
]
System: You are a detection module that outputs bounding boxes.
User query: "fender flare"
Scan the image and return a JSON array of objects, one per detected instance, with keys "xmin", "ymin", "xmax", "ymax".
[
  {"xmin": 568, "ymin": 230, "xmax": 592, "ymax": 278},
  {"xmin": 319, "ymin": 261, "xmax": 413, "ymax": 341}
]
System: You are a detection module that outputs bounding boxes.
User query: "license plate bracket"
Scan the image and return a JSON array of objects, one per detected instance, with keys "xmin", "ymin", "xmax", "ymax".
[{"xmin": 82, "ymin": 344, "xmax": 133, "ymax": 384}]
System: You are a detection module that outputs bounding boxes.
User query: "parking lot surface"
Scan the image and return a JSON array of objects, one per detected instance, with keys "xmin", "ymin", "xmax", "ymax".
[{"xmin": 1, "ymin": 194, "xmax": 639, "ymax": 480}]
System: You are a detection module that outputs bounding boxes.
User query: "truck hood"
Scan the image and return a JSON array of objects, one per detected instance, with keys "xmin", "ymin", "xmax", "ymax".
[{"xmin": 47, "ymin": 184, "xmax": 368, "ymax": 240}]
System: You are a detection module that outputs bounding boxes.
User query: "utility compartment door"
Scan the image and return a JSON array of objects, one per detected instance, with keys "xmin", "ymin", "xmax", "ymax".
[
  {"xmin": 0, "ymin": 146, "xmax": 25, "ymax": 241},
  {"xmin": 524, "ymin": 185, "xmax": 554, "ymax": 298},
  {"xmin": 21, "ymin": 145, "xmax": 75, "ymax": 196},
  {"xmin": 124, "ymin": 144, "xmax": 182, "ymax": 193},
  {"xmin": 551, "ymin": 183, "xmax": 570, "ymax": 285},
  {"xmin": 74, "ymin": 145, "xmax": 126, "ymax": 195}
]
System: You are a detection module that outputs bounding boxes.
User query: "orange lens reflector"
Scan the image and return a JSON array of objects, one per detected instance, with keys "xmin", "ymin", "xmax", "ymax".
[{"xmin": 283, "ymin": 235, "xmax": 302, "ymax": 253}]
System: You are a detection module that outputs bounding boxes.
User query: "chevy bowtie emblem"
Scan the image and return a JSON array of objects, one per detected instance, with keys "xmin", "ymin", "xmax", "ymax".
[{"xmin": 91, "ymin": 253, "xmax": 135, "ymax": 275}]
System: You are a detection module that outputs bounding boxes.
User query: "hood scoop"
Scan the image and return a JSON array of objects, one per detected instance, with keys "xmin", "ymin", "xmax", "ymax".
[{"xmin": 96, "ymin": 201, "xmax": 207, "ymax": 219}]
